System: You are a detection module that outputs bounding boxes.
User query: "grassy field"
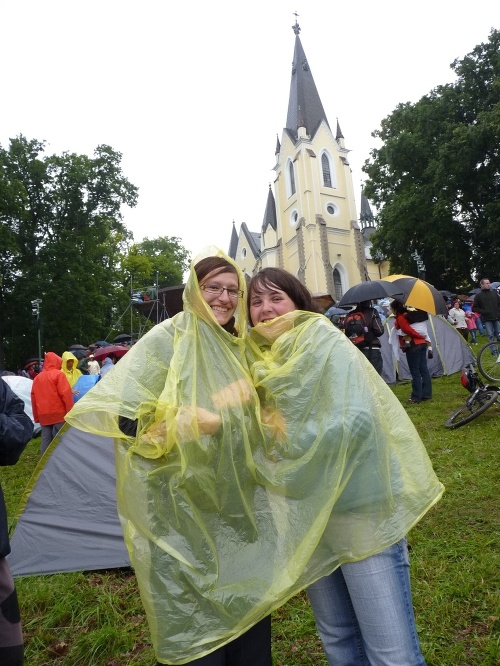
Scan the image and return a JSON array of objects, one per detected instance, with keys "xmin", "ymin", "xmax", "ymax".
[{"xmin": 2, "ymin": 370, "xmax": 499, "ymax": 665}]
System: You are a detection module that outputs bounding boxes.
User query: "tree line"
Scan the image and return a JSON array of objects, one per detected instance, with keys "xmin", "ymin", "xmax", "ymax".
[
  {"xmin": 363, "ymin": 28, "xmax": 499, "ymax": 290},
  {"xmin": 0, "ymin": 136, "xmax": 190, "ymax": 370}
]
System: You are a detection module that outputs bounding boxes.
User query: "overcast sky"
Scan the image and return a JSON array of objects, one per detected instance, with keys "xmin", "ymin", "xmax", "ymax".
[{"xmin": 1, "ymin": 0, "xmax": 497, "ymax": 259}]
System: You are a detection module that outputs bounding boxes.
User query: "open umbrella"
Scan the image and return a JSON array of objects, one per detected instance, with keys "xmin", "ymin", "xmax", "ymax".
[
  {"xmin": 384, "ymin": 275, "xmax": 448, "ymax": 316},
  {"xmin": 92, "ymin": 345, "xmax": 129, "ymax": 361},
  {"xmin": 113, "ymin": 333, "xmax": 132, "ymax": 344},
  {"xmin": 325, "ymin": 306, "xmax": 351, "ymax": 316},
  {"xmin": 338, "ymin": 280, "xmax": 403, "ymax": 307},
  {"xmin": 93, "ymin": 340, "xmax": 112, "ymax": 348}
]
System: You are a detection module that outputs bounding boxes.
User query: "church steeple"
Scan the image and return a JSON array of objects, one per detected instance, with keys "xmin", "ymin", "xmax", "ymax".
[
  {"xmin": 262, "ymin": 184, "xmax": 277, "ymax": 232},
  {"xmin": 285, "ymin": 21, "xmax": 329, "ymax": 140},
  {"xmin": 360, "ymin": 189, "xmax": 375, "ymax": 229},
  {"xmin": 228, "ymin": 220, "xmax": 239, "ymax": 259}
]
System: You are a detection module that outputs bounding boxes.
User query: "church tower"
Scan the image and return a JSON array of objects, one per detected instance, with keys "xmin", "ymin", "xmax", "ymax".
[{"xmin": 230, "ymin": 21, "xmax": 372, "ymax": 300}]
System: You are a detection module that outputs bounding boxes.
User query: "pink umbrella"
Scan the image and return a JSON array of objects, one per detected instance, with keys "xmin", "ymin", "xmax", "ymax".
[{"xmin": 92, "ymin": 345, "xmax": 129, "ymax": 361}]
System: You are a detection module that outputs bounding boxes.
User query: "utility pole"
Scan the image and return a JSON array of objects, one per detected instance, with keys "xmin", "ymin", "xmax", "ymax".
[{"xmin": 31, "ymin": 298, "xmax": 42, "ymax": 361}]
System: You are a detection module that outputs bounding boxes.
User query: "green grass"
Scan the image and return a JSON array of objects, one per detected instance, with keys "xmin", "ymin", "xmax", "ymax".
[{"xmin": 2, "ymin": 369, "xmax": 499, "ymax": 665}]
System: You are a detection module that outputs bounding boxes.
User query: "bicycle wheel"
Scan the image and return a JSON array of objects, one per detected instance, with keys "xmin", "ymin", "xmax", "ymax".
[
  {"xmin": 477, "ymin": 342, "xmax": 500, "ymax": 381},
  {"xmin": 445, "ymin": 390, "xmax": 498, "ymax": 429}
]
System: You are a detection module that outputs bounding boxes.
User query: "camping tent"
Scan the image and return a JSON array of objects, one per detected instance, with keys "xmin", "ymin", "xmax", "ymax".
[
  {"xmin": 1, "ymin": 375, "xmax": 41, "ymax": 435},
  {"xmin": 380, "ymin": 314, "xmax": 475, "ymax": 385},
  {"xmin": 8, "ymin": 425, "xmax": 130, "ymax": 576}
]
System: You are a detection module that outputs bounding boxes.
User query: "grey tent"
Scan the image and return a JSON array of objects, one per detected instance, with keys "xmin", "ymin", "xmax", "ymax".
[
  {"xmin": 379, "ymin": 314, "xmax": 475, "ymax": 385},
  {"xmin": 8, "ymin": 425, "xmax": 129, "ymax": 576}
]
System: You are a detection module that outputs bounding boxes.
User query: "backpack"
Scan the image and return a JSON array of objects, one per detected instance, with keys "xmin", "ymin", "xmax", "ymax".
[{"xmin": 344, "ymin": 311, "xmax": 370, "ymax": 346}]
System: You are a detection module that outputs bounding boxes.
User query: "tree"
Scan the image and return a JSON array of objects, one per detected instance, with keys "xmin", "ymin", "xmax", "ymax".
[
  {"xmin": 122, "ymin": 236, "xmax": 190, "ymax": 290},
  {"xmin": 0, "ymin": 137, "xmax": 138, "ymax": 369},
  {"xmin": 363, "ymin": 29, "xmax": 500, "ymax": 289}
]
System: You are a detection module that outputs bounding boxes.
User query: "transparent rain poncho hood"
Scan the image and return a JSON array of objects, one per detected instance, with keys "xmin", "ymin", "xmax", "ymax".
[{"xmin": 67, "ymin": 252, "xmax": 443, "ymax": 664}]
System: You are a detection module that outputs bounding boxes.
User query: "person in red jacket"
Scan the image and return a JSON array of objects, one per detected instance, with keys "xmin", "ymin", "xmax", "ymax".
[
  {"xmin": 30, "ymin": 352, "xmax": 73, "ymax": 455},
  {"xmin": 391, "ymin": 300, "xmax": 432, "ymax": 404}
]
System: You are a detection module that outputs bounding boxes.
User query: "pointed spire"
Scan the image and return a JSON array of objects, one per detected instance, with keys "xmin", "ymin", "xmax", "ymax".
[
  {"xmin": 262, "ymin": 185, "xmax": 277, "ymax": 233},
  {"xmin": 285, "ymin": 25, "xmax": 329, "ymax": 139},
  {"xmin": 275, "ymin": 134, "xmax": 281, "ymax": 156},
  {"xmin": 336, "ymin": 118, "xmax": 344, "ymax": 140},
  {"xmin": 360, "ymin": 189, "xmax": 375, "ymax": 229},
  {"xmin": 228, "ymin": 220, "xmax": 239, "ymax": 259}
]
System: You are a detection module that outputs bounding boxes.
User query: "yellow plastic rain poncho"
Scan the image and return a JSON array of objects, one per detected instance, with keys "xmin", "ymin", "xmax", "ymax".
[
  {"xmin": 247, "ymin": 311, "xmax": 444, "ymax": 569},
  {"xmin": 66, "ymin": 249, "xmax": 444, "ymax": 664},
  {"xmin": 61, "ymin": 351, "xmax": 82, "ymax": 388}
]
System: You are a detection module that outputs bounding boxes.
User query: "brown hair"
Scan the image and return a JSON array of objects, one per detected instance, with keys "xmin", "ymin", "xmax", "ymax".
[
  {"xmin": 194, "ymin": 256, "xmax": 237, "ymax": 283},
  {"xmin": 390, "ymin": 299, "xmax": 408, "ymax": 316},
  {"xmin": 247, "ymin": 268, "xmax": 319, "ymax": 324}
]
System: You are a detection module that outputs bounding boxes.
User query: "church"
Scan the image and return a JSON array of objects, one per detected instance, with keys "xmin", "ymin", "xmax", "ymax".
[{"xmin": 228, "ymin": 20, "xmax": 388, "ymax": 302}]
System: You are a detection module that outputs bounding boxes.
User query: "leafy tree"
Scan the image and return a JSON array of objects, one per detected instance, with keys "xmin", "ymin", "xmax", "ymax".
[
  {"xmin": 363, "ymin": 29, "xmax": 500, "ymax": 289},
  {"xmin": 0, "ymin": 137, "xmax": 138, "ymax": 369},
  {"xmin": 122, "ymin": 236, "xmax": 190, "ymax": 290}
]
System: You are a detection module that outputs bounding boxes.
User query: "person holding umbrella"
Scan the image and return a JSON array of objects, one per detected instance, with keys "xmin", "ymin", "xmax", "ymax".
[
  {"xmin": 343, "ymin": 300, "xmax": 385, "ymax": 374},
  {"xmin": 391, "ymin": 300, "xmax": 432, "ymax": 404}
]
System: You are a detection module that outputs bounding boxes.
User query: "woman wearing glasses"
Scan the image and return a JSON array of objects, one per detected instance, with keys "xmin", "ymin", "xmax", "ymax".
[{"xmin": 68, "ymin": 248, "xmax": 272, "ymax": 665}]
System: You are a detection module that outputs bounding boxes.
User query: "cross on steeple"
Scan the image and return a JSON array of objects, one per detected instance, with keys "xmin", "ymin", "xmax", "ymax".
[{"xmin": 292, "ymin": 11, "xmax": 300, "ymax": 35}]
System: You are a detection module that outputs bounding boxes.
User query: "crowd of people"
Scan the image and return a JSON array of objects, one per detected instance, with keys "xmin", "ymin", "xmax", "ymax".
[{"xmin": 3, "ymin": 251, "xmax": 500, "ymax": 665}]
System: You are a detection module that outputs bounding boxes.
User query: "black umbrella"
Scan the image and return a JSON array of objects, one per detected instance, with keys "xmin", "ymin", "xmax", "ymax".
[
  {"xmin": 93, "ymin": 340, "xmax": 112, "ymax": 347},
  {"xmin": 69, "ymin": 349, "xmax": 87, "ymax": 360},
  {"xmin": 338, "ymin": 280, "xmax": 403, "ymax": 307},
  {"xmin": 69, "ymin": 344, "xmax": 87, "ymax": 350},
  {"xmin": 113, "ymin": 333, "xmax": 132, "ymax": 343},
  {"xmin": 325, "ymin": 306, "xmax": 351, "ymax": 316}
]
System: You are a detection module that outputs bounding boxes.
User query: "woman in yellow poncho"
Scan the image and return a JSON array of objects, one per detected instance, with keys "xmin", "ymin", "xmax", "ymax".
[
  {"xmin": 67, "ymin": 249, "xmax": 276, "ymax": 665},
  {"xmin": 246, "ymin": 267, "xmax": 444, "ymax": 666}
]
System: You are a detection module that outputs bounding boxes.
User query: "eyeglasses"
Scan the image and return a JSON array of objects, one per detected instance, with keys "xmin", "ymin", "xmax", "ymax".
[{"xmin": 200, "ymin": 284, "xmax": 243, "ymax": 299}]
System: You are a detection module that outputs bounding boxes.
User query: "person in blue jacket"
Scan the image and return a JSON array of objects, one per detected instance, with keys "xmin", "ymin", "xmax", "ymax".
[{"xmin": 0, "ymin": 379, "xmax": 34, "ymax": 665}]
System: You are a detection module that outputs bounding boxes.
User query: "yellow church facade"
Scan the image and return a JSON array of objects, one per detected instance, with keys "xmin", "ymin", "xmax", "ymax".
[{"xmin": 229, "ymin": 21, "xmax": 388, "ymax": 301}]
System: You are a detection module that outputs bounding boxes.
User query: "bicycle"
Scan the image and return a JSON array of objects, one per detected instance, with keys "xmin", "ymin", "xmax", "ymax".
[
  {"xmin": 445, "ymin": 363, "xmax": 499, "ymax": 429},
  {"xmin": 477, "ymin": 340, "xmax": 500, "ymax": 382}
]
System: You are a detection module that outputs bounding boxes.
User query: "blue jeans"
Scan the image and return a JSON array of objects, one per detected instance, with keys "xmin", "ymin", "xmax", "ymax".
[
  {"xmin": 483, "ymin": 319, "xmax": 500, "ymax": 344},
  {"xmin": 405, "ymin": 344, "xmax": 432, "ymax": 402},
  {"xmin": 307, "ymin": 540, "xmax": 426, "ymax": 666}
]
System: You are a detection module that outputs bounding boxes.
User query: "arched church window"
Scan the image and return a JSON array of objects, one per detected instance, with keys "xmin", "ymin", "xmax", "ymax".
[
  {"xmin": 288, "ymin": 161, "xmax": 296, "ymax": 196},
  {"xmin": 322, "ymin": 153, "xmax": 332, "ymax": 188},
  {"xmin": 333, "ymin": 268, "xmax": 343, "ymax": 301},
  {"xmin": 320, "ymin": 151, "xmax": 337, "ymax": 188}
]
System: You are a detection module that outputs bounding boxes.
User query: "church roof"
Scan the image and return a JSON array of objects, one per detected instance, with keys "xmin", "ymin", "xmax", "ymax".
[
  {"xmin": 285, "ymin": 22, "xmax": 330, "ymax": 141},
  {"xmin": 262, "ymin": 185, "xmax": 277, "ymax": 232},
  {"xmin": 241, "ymin": 222, "xmax": 261, "ymax": 258}
]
